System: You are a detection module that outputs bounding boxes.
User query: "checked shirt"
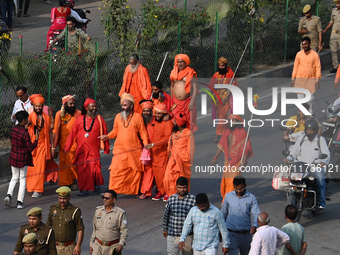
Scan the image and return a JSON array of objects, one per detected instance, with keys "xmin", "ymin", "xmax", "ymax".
[
  {"xmin": 9, "ymin": 125, "xmax": 37, "ymax": 168},
  {"xmin": 163, "ymin": 193, "xmax": 196, "ymax": 236}
]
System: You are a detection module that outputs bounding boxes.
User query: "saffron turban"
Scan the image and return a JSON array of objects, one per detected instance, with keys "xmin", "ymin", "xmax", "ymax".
[
  {"xmin": 174, "ymin": 54, "xmax": 190, "ymax": 66},
  {"xmin": 62, "ymin": 95, "xmax": 75, "ymax": 105},
  {"xmin": 218, "ymin": 57, "xmax": 228, "ymax": 65},
  {"xmin": 175, "ymin": 113, "xmax": 187, "ymax": 127},
  {"xmin": 84, "ymin": 98, "xmax": 96, "ymax": 109},
  {"xmin": 140, "ymin": 100, "xmax": 153, "ymax": 110},
  {"xmin": 120, "ymin": 92, "xmax": 135, "ymax": 105},
  {"xmin": 29, "ymin": 94, "xmax": 44, "ymax": 105},
  {"xmin": 229, "ymin": 114, "xmax": 243, "ymax": 122},
  {"xmin": 154, "ymin": 103, "xmax": 167, "ymax": 113}
]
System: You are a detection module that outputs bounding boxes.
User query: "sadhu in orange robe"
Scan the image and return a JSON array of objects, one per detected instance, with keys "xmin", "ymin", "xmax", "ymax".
[
  {"xmin": 170, "ymin": 54, "xmax": 198, "ymax": 132},
  {"xmin": 119, "ymin": 64, "xmax": 152, "ymax": 115},
  {"xmin": 210, "ymin": 67, "xmax": 238, "ymax": 135},
  {"xmin": 27, "ymin": 107, "xmax": 52, "ymax": 193},
  {"xmin": 218, "ymin": 127, "xmax": 253, "ymax": 198},
  {"xmin": 53, "ymin": 109, "xmax": 81, "ymax": 186},
  {"xmin": 163, "ymin": 127, "xmax": 195, "ymax": 196},
  {"xmin": 108, "ymin": 111, "xmax": 149, "ymax": 195}
]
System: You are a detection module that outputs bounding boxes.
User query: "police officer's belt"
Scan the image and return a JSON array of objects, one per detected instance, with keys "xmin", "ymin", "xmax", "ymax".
[
  {"xmin": 332, "ymin": 29, "xmax": 340, "ymax": 34},
  {"xmin": 96, "ymin": 238, "xmax": 120, "ymax": 246},
  {"xmin": 56, "ymin": 240, "xmax": 75, "ymax": 246}
]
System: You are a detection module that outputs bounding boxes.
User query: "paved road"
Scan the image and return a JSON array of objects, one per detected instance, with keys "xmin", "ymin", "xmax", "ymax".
[{"xmin": 1, "ymin": 70, "xmax": 340, "ymax": 254}]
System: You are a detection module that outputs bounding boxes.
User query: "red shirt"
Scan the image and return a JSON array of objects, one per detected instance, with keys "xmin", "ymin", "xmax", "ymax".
[{"xmin": 9, "ymin": 125, "xmax": 38, "ymax": 168}]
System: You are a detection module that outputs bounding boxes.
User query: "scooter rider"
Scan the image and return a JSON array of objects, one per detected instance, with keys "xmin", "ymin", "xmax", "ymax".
[{"xmin": 283, "ymin": 118, "xmax": 330, "ymax": 209}]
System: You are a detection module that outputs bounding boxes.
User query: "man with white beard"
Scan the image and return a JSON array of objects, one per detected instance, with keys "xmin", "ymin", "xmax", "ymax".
[
  {"xmin": 99, "ymin": 93, "xmax": 149, "ymax": 195},
  {"xmin": 119, "ymin": 53, "xmax": 152, "ymax": 114}
]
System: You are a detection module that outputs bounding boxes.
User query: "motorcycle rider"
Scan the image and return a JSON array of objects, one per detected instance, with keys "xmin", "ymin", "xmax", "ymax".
[{"xmin": 283, "ymin": 118, "xmax": 330, "ymax": 209}]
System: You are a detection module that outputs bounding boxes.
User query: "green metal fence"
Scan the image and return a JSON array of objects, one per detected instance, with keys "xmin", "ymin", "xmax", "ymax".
[{"xmin": 0, "ymin": 0, "xmax": 335, "ymax": 140}]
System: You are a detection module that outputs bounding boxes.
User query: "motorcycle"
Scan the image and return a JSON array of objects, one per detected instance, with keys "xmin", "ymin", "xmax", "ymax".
[
  {"xmin": 282, "ymin": 153, "xmax": 328, "ymax": 222},
  {"xmin": 322, "ymin": 100, "xmax": 340, "ymax": 181},
  {"xmin": 0, "ymin": 20, "xmax": 11, "ymax": 62}
]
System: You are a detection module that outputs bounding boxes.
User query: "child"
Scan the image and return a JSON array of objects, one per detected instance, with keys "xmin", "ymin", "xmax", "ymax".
[{"xmin": 4, "ymin": 111, "xmax": 39, "ymax": 208}]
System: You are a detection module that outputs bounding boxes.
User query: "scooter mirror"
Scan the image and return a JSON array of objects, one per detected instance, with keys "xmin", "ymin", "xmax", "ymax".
[
  {"xmin": 319, "ymin": 154, "xmax": 328, "ymax": 159},
  {"xmin": 282, "ymin": 150, "xmax": 289, "ymax": 157}
]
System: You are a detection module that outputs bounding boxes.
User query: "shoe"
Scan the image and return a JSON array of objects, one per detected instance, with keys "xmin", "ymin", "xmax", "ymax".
[
  {"xmin": 163, "ymin": 194, "xmax": 169, "ymax": 202},
  {"xmin": 23, "ymin": 13, "xmax": 30, "ymax": 17},
  {"xmin": 139, "ymin": 194, "xmax": 147, "ymax": 200},
  {"xmin": 330, "ymin": 68, "xmax": 337, "ymax": 73},
  {"xmin": 152, "ymin": 192, "xmax": 164, "ymax": 201},
  {"xmin": 77, "ymin": 190, "xmax": 89, "ymax": 196},
  {"xmin": 45, "ymin": 0, "xmax": 52, "ymax": 4},
  {"xmin": 32, "ymin": 192, "xmax": 42, "ymax": 198},
  {"xmin": 17, "ymin": 201, "xmax": 25, "ymax": 209},
  {"xmin": 18, "ymin": 9, "xmax": 23, "ymax": 17},
  {"xmin": 318, "ymin": 205, "xmax": 325, "ymax": 210},
  {"xmin": 4, "ymin": 194, "xmax": 12, "ymax": 207}
]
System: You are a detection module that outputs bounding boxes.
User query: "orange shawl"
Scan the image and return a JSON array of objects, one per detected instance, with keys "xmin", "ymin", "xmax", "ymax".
[{"xmin": 170, "ymin": 66, "xmax": 197, "ymax": 94}]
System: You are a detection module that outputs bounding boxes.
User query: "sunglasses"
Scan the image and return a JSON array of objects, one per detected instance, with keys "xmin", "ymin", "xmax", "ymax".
[{"xmin": 101, "ymin": 195, "xmax": 111, "ymax": 200}]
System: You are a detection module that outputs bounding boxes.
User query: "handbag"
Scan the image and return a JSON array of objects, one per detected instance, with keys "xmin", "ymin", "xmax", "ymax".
[
  {"xmin": 140, "ymin": 148, "xmax": 151, "ymax": 165},
  {"xmin": 272, "ymin": 165, "xmax": 290, "ymax": 190}
]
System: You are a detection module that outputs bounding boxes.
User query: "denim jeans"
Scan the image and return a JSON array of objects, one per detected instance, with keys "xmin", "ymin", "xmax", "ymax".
[
  {"xmin": 314, "ymin": 166, "xmax": 326, "ymax": 207},
  {"xmin": 1, "ymin": 0, "xmax": 13, "ymax": 29},
  {"xmin": 228, "ymin": 231, "xmax": 252, "ymax": 255}
]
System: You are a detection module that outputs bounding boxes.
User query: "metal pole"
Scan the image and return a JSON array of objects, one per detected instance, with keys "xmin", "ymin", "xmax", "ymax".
[
  {"xmin": 48, "ymin": 54, "xmax": 52, "ymax": 106},
  {"xmin": 19, "ymin": 35, "xmax": 23, "ymax": 57},
  {"xmin": 184, "ymin": 0, "xmax": 187, "ymax": 12},
  {"xmin": 284, "ymin": 0, "xmax": 289, "ymax": 62},
  {"xmin": 250, "ymin": 15, "xmax": 254, "ymax": 74},
  {"xmin": 317, "ymin": 0, "xmax": 319, "ymax": 17},
  {"xmin": 106, "ymin": 17, "xmax": 110, "ymax": 52},
  {"xmin": 94, "ymin": 41, "xmax": 98, "ymax": 100},
  {"xmin": 65, "ymin": 25, "xmax": 68, "ymax": 53},
  {"xmin": 214, "ymin": 12, "xmax": 219, "ymax": 73},
  {"xmin": 177, "ymin": 20, "xmax": 181, "ymax": 54}
]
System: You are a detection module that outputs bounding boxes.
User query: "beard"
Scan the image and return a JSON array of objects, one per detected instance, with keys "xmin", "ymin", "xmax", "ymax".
[
  {"xmin": 173, "ymin": 124, "xmax": 179, "ymax": 132},
  {"xmin": 129, "ymin": 63, "xmax": 139, "ymax": 74},
  {"xmin": 34, "ymin": 108, "xmax": 42, "ymax": 114},
  {"xmin": 65, "ymin": 105, "xmax": 76, "ymax": 115},
  {"xmin": 87, "ymin": 109, "xmax": 97, "ymax": 118},
  {"xmin": 152, "ymin": 92, "xmax": 159, "ymax": 99},
  {"xmin": 142, "ymin": 114, "xmax": 153, "ymax": 125},
  {"xmin": 218, "ymin": 67, "xmax": 227, "ymax": 75},
  {"xmin": 121, "ymin": 109, "xmax": 132, "ymax": 121}
]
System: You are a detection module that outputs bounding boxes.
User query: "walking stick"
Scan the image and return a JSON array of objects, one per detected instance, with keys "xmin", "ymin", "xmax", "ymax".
[
  {"xmin": 240, "ymin": 94, "xmax": 259, "ymax": 166},
  {"xmin": 156, "ymin": 51, "xmax": 170, "ymax": 81},
  {"xmin": 229, "ymin": 37, "xmax": 251, "ymax": 85}
]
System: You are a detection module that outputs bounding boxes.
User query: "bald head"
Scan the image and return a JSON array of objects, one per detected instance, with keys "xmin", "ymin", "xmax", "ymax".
[{"xmin": 257, "ymin": 212, "xmax": 270, "ymax": 226}]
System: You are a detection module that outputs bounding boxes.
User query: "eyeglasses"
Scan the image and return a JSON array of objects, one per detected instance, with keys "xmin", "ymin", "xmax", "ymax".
[
  {"xmin": 101, "ymin": 196, "xmax": 111, "ymax": 200},
  {"xmin": 234, "ymin": 187, "xmax": 245, "ymax": 192}
]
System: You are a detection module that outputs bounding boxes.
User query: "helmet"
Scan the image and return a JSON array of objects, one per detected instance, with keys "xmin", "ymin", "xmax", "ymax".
[
  {"xmin": 59, "ymin": 0, "xmax": 66, "ymax": 7},
  {"xmin": 66, "ymin": 0, "xmax": 75, "ymax": 8},
  {"xmin": 304, "ymin": 118, "xmax": 318, "ymax": 138}
]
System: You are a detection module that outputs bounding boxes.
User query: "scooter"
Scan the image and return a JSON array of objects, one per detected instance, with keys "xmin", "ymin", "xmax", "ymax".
[
  {"xmin": 282, "ymin": 153, "xmax": 328, "ymax": 222},
  {"xmin": 322, "ymin": 100, "xmax": 340, "ymax": 181}
]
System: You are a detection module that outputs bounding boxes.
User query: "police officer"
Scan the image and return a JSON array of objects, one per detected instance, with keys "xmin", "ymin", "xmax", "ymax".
[
  {"xmin": 298, "ymin": 4, "xmax": 323, "ymax": 52},
  {"xmin": 22, "ymin": 233, "xmax": 38, "ymax": 255},
  {"xmin": 90, "ymin": 190, "xmax": 128, "ymax": 255},
  {"xmin": 46, "ymin": 186, "xmax": 84, "ymax": 255},
  {"xmin": 14, "ymin": 207, "xmax": 57, "ymax": 255},
  {"xmin": 323, "ymin": 0, "xmax": 340, "ymax": 73}
]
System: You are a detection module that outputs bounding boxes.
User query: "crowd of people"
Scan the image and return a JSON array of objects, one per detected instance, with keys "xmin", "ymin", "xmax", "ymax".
[{"xmin": 5, "ymin": 1, "xmax": 340, "ymax": 254}]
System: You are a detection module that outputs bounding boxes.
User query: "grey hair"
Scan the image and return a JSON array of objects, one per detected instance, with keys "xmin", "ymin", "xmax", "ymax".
[{"xmin": 258, "ymin": 212, "xmax": 270, "ymax": 223}]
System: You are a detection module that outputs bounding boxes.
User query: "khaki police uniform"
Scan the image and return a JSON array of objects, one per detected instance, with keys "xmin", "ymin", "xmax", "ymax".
[
  {"xmin": 14, "ymin": 222, "xmax": 57, "ymax": 255},
  {"xmin": 46, "ymin": 203, "xmax": 85, "ymax": 255},
  {"xmin": 298, "ymin": 15, "xmax": 322, "ymax": 52},
  {"xmin": 330, "ymin": 8, "xmax": 340, "ymax": 69},
  {"xmin": 90, "ymin": 205, "xmax": 128, "ymax": 255}
]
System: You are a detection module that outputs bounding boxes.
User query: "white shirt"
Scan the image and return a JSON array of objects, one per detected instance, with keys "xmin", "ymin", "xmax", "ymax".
[
  {"xmin": 11, "ymin": 98, "xmax": 31, "ymax": 123},
  {"xmin": 249, "ymin": 225, "xmax": 290, "ymax": 255},
  {"xmin": 287, "ymin": 134, "xmax": 330, "ymax": 165}
]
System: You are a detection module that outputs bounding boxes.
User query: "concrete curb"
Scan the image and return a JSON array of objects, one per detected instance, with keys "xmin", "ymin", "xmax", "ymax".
[{"xmin": 0, "ymin": 50, "xmax": 333, "ymax": 178}]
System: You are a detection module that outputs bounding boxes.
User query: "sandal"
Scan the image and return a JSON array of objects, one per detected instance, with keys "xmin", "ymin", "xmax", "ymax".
[{"xmin": 139, "ymin": 194, "xmax": 147, "ymax": 200}]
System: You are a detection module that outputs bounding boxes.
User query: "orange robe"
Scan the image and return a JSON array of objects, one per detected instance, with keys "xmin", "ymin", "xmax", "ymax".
[
  {"xmin": 140, "ymin": 121, "xmax": 154, "ymax": 196},
  {"xmin": 27, "ymin": 112, "xmax": 51, "ymax": 193},
  {"xmin": 119, "ymin": 64, "xmax": 152, "ymax": 114},
  {"xmin": 64, "ymin": 115, "xmax": 110, "ymax": 192},
  {"xmin": 218, "ymin": 127, "xmax": 253, "ymax": 198},
  {"xmin": 53, "ymin": 110, "xmax": 81, "ymax": 186},
  {"xmin": 108, "ymin": 112, "xmax": 149, "ymax": 195},
  {"xmin": 210, "ymin": 68, "xmax": 238, "ymax": 135},
  {"xmin": 150, "ymin": 118, "xmax": 173, "ymax": 194},
  {"xmin": 163, "ymin": 128, "xmax": 195, "ymax": 196},
  {"xmin": 170, "ymin": 66, "xmax": 198, "ymax": 132}
]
